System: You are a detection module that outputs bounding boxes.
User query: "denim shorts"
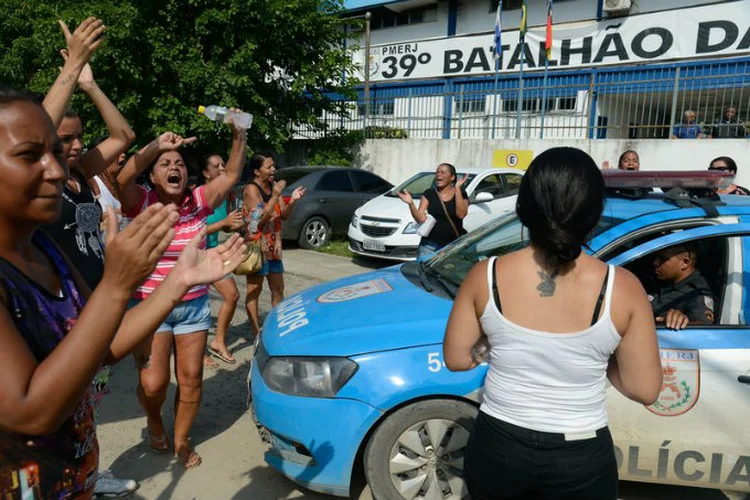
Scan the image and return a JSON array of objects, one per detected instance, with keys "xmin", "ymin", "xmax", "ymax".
[
  {"xmin": 417, "ymin": 239, "xmax": 443, "ymax": 261},
  {"xmin": 128, "ymin": 294, "xmax": 211, "ymax": 335},
  {"xmin": 256, "ymin": 259, "xmax": 284, "ymax": 276}
]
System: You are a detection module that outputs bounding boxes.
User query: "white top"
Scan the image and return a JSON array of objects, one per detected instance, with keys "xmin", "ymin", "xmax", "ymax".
[
  {"xmin": 479, "ymin": 257, "xmax": 622, "ymax": 434},
  {"xmin": 93, "ymin": 176, "xmax": 121, "ymax": 213}
]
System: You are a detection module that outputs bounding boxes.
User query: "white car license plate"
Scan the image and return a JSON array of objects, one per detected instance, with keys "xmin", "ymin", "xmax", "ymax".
[{"xmin": 363, "ymin": 239, "xmax": 386, "ymax": 252}]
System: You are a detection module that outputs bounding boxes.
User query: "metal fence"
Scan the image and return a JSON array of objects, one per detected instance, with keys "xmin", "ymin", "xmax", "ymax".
[{"xmin": 294, "ymin": 57, "xmax": 750, "ymax": 140}]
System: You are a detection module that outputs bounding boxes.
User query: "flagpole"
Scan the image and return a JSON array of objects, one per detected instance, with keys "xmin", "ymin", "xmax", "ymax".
[
  {"xmin": 515, "ymin": 39, "xmax": 524, "ymax": 139},
  {"xmin": 492, "ymin": 57, "xmax": 500, "ymax": 139},
  {"xmin": 515, "ymin": 2, "xmax": 527, "ymax": 140},
  {"xmin": 540, "ymin": 58, "xmax": 550, "ymax": 139},
  {"xmin": 492, "ymin": 0, "xmax": 503, "ymax": 140},
  {"xmin": 540, "ymin": 0, "xmax": 553, "ymax": 139}
]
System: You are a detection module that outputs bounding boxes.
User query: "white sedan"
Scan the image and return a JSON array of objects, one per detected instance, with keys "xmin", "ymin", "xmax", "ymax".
[{"xmin": 348, "ymin": 168, "xmax": 523, "ymax": 261}]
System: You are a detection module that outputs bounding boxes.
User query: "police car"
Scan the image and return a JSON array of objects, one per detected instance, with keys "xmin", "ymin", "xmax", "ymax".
[{"xmin": 250, "ymin": 170, "xmax": 750, "ymax": 499}]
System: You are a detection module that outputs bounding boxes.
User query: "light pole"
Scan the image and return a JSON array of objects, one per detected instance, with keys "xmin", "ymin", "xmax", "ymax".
[{"xmin": 364, "ymin": 11, "xmax": 372, "ymax": 131}]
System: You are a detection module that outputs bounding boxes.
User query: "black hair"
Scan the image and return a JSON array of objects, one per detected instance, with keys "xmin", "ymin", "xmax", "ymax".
[
  {"xmin": 63, "ymin": 109, "xmax": 79, "ymax": 120},
  {"xmin": 196, "ymin": 153, "xmax": 225, "ymax": 186},
  {"xmin": 250, "ymin": 152, "xmax": 275, "ymax": 177},
  {"xmin": 709, "ymin": 156, "xmax": 738, "ymax": 174},
  {"xmin": 0, "ymin": 85, "xmax": 41, "ymax": 109},
  {"xmin": 86, "ymin": 136, "xmax": 108, "ymax": 151},
  {"xmin": 618, "ymin": 150, "xmax": 639, "ymax": 167},
  {"xmin": 516, "ymin": 147, "xmax": 605, "ymax": 270}
]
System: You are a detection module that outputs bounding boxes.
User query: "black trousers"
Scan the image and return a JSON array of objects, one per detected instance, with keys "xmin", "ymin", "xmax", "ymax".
[{"xmin": 464, "ymin": 411, "xmax": 619, "ymax": 500}]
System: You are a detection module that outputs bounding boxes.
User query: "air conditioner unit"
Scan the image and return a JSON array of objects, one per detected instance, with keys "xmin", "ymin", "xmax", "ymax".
[{"xmin": 603, "ymin": 0, "xmax": 631, "ymax": 14}]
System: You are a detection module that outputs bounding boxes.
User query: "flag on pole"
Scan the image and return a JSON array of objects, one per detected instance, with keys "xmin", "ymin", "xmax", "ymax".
[
  {"xmin": 493, "ymin": 0, "xmax": 503, "ymax": 60},
  {"xmin": 545, "ymin": 0, "xmax": 553, "ymax": 59},
  {"xmin": 519, "ymin": 0, "xmax": 528, "ymax": 41}
]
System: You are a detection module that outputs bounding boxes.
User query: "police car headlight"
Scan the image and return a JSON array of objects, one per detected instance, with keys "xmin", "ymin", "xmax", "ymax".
[
  {"xmin": 403, "ymin": 221, "xmax": 419, "ymax": 234},
  {"xmin": 351, "ymin": 215, "xmax": 359, "ymax": 228},
  {"xmin": 262, "ymin": 356, "xmax": 358, "ymax": 398}
]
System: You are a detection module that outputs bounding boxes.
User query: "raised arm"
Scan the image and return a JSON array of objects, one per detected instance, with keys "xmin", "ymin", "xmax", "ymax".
[
  {"xmin": 454, "ymin": 176, "xmax": 469, "ymax": 219},
  {"xmin": 608, "ymin": 268, "xmax": 663, "ymax": 405},
  {"xmin": 42, "ymin": 18, "xmax": 105, "ymax": 128},
  {"xmin": 443, "ymin": 261, "xmax": 486, "ymax": 371},
  {"xmin": 203, "ymin": 116, "xmax": 248, "ymax": 210},
  {"xmin": 117, "ymin": 132, "xmax": 196, "ymax": 213},
  {"xmin": 71, "ymin": 56, "xmax": 135, "ymax": 179},
  {"xmin": 398, "ymin": 190, "xmax": 429, "ymax": 224},
  {"xmin": 281, "ymin": 187, "xmax": 307, "ymax": 220}
]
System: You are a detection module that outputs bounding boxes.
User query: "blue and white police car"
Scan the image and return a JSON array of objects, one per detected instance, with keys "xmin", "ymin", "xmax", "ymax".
[{"xmin": 250, "ymin": 170, "xmax": 750, "ymax": 499}]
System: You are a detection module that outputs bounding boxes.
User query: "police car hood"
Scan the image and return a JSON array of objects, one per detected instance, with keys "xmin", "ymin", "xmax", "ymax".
[{"xmin": 261, "ymin": 266, "xmax": 450, "ymax": 356}]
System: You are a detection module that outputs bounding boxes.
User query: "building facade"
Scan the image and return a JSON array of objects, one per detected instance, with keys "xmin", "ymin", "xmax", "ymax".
[{"xmin": 307, "ymin": 0, "xmax": 750, "ymax": 141}]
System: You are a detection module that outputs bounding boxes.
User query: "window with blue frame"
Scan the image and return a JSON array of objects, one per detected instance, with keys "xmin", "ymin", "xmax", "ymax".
[
  {"xmin": 359, "ymin": 100, "xmax": 395, "ymax": 116},
  {"xmin": 456, "ymin": 95, "xmax": 487, "ymax": 114}
]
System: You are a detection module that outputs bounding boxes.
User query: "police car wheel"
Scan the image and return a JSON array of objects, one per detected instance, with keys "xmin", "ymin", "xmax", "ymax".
[
  {"xmin": 364, "ymin": 399, "xmax": 477, "ymax": 500},
  {"xmin": 299, "ymin": 216, "xmax": 329, "ymax": 249}
]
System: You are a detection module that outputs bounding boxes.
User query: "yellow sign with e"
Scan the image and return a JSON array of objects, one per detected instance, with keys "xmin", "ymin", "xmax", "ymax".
[{"xmin": 492, "ymin": 149, "xmax": 534, "ymax": 170}]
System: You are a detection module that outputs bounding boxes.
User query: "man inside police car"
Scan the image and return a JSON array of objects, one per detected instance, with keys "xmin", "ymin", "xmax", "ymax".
[{"xmin": 649, "ymin": 243, "xmax": 715, "ymax": 330}]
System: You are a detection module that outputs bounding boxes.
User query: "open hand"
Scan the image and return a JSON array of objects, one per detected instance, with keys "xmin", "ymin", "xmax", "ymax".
[
  {"xmin": 173, "ymin": 232, "xmax": 246, "ymax": 287},
  {"xmin": 656, "ymin": 309, "xmax": 690, "ymax": 330},
  {"xmin": 456, "ymin": 175, "xmax": 469, "ymax": 188},
  {"xmin": 272, "ymin": 180, "xmax": 287, "ymax": 197},
  {"xmin": 397, "ymin": 190, "xmax": 413, "ymax": 205},
  {"xmin": 157, "ymin": 132, "xmax": 197, "ymax": 152},
  {"xmin": 102, "ymin": 204, "xmax": 179, "ymax": 292},
  {"xmin": 291, "ymin": 186, "xmax": 306, "ymax": 201},
  {"xmin": 58, "ymin": 17, "xmax": 105, "ymax": 70},
  {"xmin": 225, "ymin": 209, "xmax": 245, "ymax": 231}
]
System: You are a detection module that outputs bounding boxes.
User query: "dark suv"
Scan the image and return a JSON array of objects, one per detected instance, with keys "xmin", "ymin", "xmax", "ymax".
[{"xmin": 276, "ymin": 167, "xmax": 393, "ymax": 249}]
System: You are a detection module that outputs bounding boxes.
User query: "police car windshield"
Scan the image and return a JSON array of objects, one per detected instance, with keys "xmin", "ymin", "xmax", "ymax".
[
  {"xmin": 425, "ymin": 214, "xmax": 625, "ymax": 286},
  {"xmin": 385, "ymin": 172, "xmax": 477, "ymax": 198}
]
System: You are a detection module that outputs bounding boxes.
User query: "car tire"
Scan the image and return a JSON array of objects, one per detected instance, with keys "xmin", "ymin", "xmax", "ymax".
[
  {"xmin": 298, "ymin": 216, "xmax": 330, "ymax": 249},
  {"xmin": 364, "ymin": 399, "xmax": 477, "ymax": 500}
]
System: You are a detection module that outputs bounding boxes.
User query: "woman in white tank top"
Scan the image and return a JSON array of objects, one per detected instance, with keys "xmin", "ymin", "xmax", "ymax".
[{"xmin": 443, "ymin": 147, "xmax": 662, "ymax": 500}]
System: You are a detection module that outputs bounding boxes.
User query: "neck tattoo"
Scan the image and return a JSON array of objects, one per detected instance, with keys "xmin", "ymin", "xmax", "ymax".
[{"xmin": 537, "ymin": 269, "xmax": 559, "ymax": 297}]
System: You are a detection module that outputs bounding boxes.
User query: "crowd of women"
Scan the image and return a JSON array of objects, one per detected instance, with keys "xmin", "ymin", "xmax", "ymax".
[{"xmin": 0, "ymin": 16, "xmax": 307, "ymax": 498}]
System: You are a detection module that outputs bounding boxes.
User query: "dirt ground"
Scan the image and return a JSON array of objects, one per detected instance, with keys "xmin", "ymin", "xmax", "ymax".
[{"xmin": 94, "ymin": 250, "xmax": 740, "ymax": 500}]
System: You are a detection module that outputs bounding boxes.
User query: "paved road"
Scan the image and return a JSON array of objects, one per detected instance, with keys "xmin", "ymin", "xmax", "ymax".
[{"xmin": 96, "ymin": 250, "xmax": 742, "ymax": 500}]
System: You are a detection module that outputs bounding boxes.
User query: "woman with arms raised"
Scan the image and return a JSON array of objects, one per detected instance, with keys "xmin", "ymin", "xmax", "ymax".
[
  {"xmin": 116, "ymin": 112, "xmax": 247, "ymax": 469},
  {"xmin": 444, "ymin": 147, "xmax": 662, "ymax": 499}
]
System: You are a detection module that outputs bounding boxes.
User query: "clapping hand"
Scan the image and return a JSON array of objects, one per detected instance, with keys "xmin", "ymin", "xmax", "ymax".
[
  {"xmin": 225, "ymin": 209, "xmax": 245, "ymax": 231},
  {"xmin": 157, "ymin": 132, "xmax": 197, "ymax": 152},
  {"xmin": 291, "ymin": 186, "xmax": 306, "ymax": 201},
  {"xmin": 272, "ymin": 180, "xmax": 287, "ymax": 197},
  {"xmin": 397, "ymin": 190, "xmax": 413, "ymax": 205},
  {"xmin": 102, "ymin": 204, "xmax": 179, "ymax": 292},
  {"xmin": 58, "ymin": 17, "xmax": 105, "ymax": 71},
  {"xmin": 172, "ymin": 231, "xmax": 246, "ymax": 288}
]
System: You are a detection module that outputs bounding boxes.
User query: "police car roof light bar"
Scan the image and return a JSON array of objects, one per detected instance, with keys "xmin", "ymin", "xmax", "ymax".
[{"xmin": 602, "ymin": 170, "xmax": 734, "ymax": 191}]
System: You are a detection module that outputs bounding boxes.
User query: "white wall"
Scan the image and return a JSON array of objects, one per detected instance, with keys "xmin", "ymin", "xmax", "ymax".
[
  {"xmin": 355, "ymin": 138, "xmax": 750, "ymax": 186},
  {"xmin": 457, "ymin": 0, "xmax": 599, "ymax": 36},
  {"xmin": 349, "ymin": 2, "xmax": 450, "ymax": 47}
]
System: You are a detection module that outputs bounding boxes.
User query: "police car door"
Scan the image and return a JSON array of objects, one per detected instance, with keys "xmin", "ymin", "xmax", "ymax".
[{"xmin": 604, "ymin": 223, "xmax": 750, "ymax": 493}]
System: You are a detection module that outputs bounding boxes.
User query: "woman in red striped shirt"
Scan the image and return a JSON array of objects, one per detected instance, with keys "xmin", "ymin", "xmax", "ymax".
[{"xmin": 116, "ymin": 117, "xmax": 247, "ymax": 469}]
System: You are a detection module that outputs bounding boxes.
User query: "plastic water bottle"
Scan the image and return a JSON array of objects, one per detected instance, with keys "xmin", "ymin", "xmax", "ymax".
[
  {"xmin": 248, "ymin": 203, "xmax": 263, "ymax": 233},
  {"xmin": 198, "ymin": 105, "xmax": 253, "ymax": 129}
]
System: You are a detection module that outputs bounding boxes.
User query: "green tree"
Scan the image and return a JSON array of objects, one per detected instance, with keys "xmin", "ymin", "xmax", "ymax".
[{"xmin": 0, "ymin": 0, "xmax": 358, "ymax": 155}]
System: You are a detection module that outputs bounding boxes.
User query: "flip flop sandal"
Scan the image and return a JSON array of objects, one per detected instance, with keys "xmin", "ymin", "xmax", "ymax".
[
  {"xmin": 149, "ymin": 433, "xmax": 170, "ymax": 454},
  {"xmin": 207, "ymin": 346, "xmax": 236, "ymax": 365},
  {"xmin": 176, "ymin": 448, "xmax": 202, "ymax": 470}
]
